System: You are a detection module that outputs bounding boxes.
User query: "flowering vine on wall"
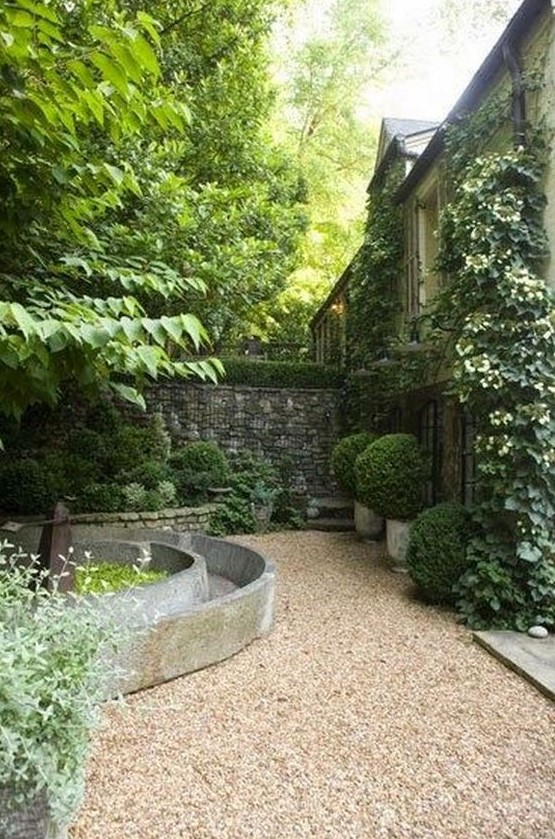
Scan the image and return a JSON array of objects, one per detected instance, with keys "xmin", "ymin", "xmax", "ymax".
[{"xmin": 437, "ymin": 144, "xmax": 555, "ymax": 629}]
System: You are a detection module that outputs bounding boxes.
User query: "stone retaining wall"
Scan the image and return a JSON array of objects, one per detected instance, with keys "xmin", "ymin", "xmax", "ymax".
[
  {"xmin": 137, "ymin": 382, "xmax": 343, "ymax": 497},
  {"xmin": 65, "ymin": 504, "xmax": 217, "ymax": 532}
]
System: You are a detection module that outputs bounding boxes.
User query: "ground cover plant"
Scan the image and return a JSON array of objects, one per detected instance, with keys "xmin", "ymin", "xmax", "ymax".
[{"xmin": 75, "ymin": 562, "xmax": 168, "ymax": 595}]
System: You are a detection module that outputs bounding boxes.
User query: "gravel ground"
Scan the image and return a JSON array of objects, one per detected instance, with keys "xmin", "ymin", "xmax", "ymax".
[{"xmin": 71, "ymin": 531, "xmax": 555, "ymax": 839}]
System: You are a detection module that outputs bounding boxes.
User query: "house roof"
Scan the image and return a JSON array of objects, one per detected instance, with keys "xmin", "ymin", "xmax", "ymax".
[
  {"xmin": 394, "ymin": 0, "xmax": 549, "ymax": 203},
  {"xmin": 383, "ymin": 118, "xmax": 439, "ymax": 145},
  {"xmin": 370, "ymin": 118, "xmax": 439, "ymax": 191}
]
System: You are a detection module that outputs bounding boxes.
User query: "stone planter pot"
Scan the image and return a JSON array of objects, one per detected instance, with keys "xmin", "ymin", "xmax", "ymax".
[
  {"xmin": 0, "ymin": 789, "xmax": 68, "ymax": 839},
  {"xmin": 386, "ymin": 518, "xmax": 412, "ymax": 572},
  {"xmin": 250, "ymin": 503, "xmax": 273, "ymax": 532},
  {"xmin": 354, "ymin": 500, "xmax": 384, "ymax": 541}
]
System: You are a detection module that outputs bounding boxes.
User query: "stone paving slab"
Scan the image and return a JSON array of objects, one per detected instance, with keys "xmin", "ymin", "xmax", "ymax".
[{"xmin": 474, "ymin": 630, "xmax": 555, "ymax": 701}]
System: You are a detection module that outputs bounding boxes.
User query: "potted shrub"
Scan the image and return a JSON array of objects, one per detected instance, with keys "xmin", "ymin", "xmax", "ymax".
[
  {"xmin": 355, "ymin": 433, "xmax": 429, "ymax": 570},
  {"xmin": 405, "ymin": 503, "xmax": 470, "ymax": 604},
  {"xmin": 250, "ymin": 482, "xmax": 279, "ymax": 531},
  {"xmin": 0, "ymin": 542, "xmax": 124, "ymax": 839},
  {"xmin": 330, "ymin": 432, "xmax": 383, "ymax": 540}
]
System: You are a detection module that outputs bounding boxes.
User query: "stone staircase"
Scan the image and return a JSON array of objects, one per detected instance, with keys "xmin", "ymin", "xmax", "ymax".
[{"xmin": 303, "ymin": 496, "xmax": 355, "ymax": 532}]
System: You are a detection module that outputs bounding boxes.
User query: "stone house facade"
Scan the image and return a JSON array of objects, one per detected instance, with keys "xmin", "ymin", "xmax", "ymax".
[{"xmin": 312, "ymin": 0, "xmax": 555, "ymax": 505}]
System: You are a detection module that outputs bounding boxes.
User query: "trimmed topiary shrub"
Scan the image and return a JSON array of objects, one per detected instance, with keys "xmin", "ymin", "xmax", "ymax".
[
  {"xmin": 355, "ymin": 433, "xmax": 429, "ymax": 520},
  {"xmin": 406, "ymin": 503, "xmax": 471, "ymax": 604},
  {"xmin": 330, "ymin": 432, "xmax": 377, "ymax": 496}
]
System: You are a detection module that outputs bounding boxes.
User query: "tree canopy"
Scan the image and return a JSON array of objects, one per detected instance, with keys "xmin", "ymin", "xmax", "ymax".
[{"xmin": 0, "ymin": 0, "xmax": 306, "ymax": 419}]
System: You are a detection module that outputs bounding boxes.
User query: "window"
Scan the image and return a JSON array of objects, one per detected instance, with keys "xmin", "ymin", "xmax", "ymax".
[{"xmin": 419, "ymin": 399, "xmax": 442, "ymax": 506}]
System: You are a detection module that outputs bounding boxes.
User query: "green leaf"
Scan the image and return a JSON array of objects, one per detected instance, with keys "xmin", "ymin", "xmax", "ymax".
[
  {"xmin": 110, "ymin": 382, "xmax": 146, "ymax": 409},
  {"xmin": 133, "ymin": 34, "xmax": 159, "ymax": 77},
  {"xmin": 90, "ymin": 53, "xmax": 129, "ymax": 98}
]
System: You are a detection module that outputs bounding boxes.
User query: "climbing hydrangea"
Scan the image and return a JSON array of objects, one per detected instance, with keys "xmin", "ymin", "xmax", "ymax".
[{"xmin": 437, "ymin": 145, "xmax": 555, "ymax": 629}]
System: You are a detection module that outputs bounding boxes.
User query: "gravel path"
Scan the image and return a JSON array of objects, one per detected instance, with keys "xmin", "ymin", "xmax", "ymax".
[{"xmin": 71, "ymin": 531, "xmax": 555, "ymax": 839}]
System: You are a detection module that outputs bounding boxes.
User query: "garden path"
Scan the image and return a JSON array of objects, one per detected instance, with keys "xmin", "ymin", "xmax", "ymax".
[{"xmin": 71, "ymin": 532, "xmax": 555, "ymax": 839}]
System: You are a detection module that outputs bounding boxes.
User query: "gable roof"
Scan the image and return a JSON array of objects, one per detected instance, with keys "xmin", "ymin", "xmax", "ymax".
[
  {"xmin": 371, "ymin": 117, "xmax": 439, "ymax": 192},
  {"xmin": 376, "ymin": 118, "xmax": 439, "ymax": 168},
  {"xmin": 395, "ymin": 0, "xmax": 549, "ymax": 203}
]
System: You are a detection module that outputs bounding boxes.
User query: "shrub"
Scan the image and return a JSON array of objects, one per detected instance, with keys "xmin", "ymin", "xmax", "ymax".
[
  {"xmin": 171, "ymin": 441, "xmax": 229, "ymax": 502},
  {"xmin": 76, "ymin": 483, "xmax": 123, "ymax": 514},
  {"xmin": 84, "ymin": 401, "xmax": 124, "ymax": 435},
  {"xmin": 143, "ymin": 414, "xmax": 171, "ymax": 463},
  {"xmin": 117, "ymin": 460, "xmax": 172, "ymax": 490},
  {"xmin": 209, "ymin": 496, "xmax": 257, "ymax": 537},
  {"xmin": 171, "ymin": 441, "xmax": 229, "ymax": 479},
  {"xmin": 355, "ymin": 433, "xmax": 429, "ymax": 520},
  {"xmin": 220, "ymin": 358, "xmax": 345, "ymax": 389},
  {"xmin": 68, "ymin": 428, "xmax": 106, "ymax": 465},
  {"xmin": 122, "ymin": 482, "xmax": 148, "ymax": 512},
  {"xmin": 0, "ymin": 543, "xmax": 124, "ymax": 826},
  {"xmin": 330, "ymin": 432, "xmax": 377, "ymax": 496},
  {"xmin": 0, "ymin": 459, "xmax": 63, "ymax": 514},
  {"xmin": 406, "ymin": 503, "xmax": 471, "ymax": 604},
  {"xmin": 156, "ymin": 480, "xmax": 177, "ymax": 509},
  {"xmin": 109, "ymin": 426, "xmax": 150, "ymax": 475}
]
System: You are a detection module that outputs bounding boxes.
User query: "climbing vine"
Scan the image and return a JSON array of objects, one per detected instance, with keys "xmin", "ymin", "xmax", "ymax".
[
  {"xmin": 436, "ymin": 141, "xmax": 555, "ymax": 629},
  {"xmin": 347, "ymin": 159, "xmax": 405, "ymax": 369}
]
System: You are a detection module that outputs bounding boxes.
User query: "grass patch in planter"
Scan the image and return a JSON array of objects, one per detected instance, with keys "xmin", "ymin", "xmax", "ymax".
[{"xmin": 75, "ymin": 562, "xmax": 168, "ymax": 595}]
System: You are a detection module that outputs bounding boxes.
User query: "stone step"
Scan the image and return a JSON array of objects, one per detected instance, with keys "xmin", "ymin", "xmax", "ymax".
[
  {"xmin": 309, "ymin": 496, "xmax": 354, "ymax": 512},
  {"xmin": 302, "ymin": 517, "xmax": 356, "ymax": 532}
]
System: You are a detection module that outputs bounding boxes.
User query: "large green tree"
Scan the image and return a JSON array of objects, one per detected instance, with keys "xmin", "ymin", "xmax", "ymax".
[{"xmin": 0, "ymin": 0, "xmax": 306, "ymax": 420}]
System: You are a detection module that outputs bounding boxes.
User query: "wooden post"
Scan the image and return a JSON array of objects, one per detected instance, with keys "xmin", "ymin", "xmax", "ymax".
[{"xmin": 37, "ymin": 502, "xmax": 74, "ymax": 593}]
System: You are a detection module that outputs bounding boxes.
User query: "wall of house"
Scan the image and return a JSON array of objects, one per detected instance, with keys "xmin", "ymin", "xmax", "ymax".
[
  {"xmin": 136, "ymin": 382, "xmax": 344, "ymax": 497},
  {"xmin": 532, "ymin": 7, "xmax": 555, "ymax": 287}
]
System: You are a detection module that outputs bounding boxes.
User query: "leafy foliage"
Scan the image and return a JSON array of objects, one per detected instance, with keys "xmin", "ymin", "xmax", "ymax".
[
  {"xmin": 330, "ymin": 431, "xmax": 377, "ymax": 496},
  {"xmin": 0, "ymin": 542, "xmax": 124, "ymax": 825},
  {"xmin": 209, "ymin": 451, "xmax": 293, "ymax": 536},
  {"xmin": 354, "ymin": 433, "xmax": 429, "ymax": 520},
  {"xmin": 221, "ymin": 357, "xmax": 345, "ymax": 388},
  {"xmin": 406, "ymin": 503, "xmax": 471, "ymax": 604},
  {"xmin": 75, "ymin": 562, "xmax": 167, "ymax": 595},
  {"xmin": 347, "ymin": 159, "xmax": 405, "ymax": 370},
  {"xmin": 435, "ymin": 143, "xmax": 555, "ymax": 629},
  {"xmin": 0, "ymin": 0, "xmax": 224, "ymax": 419}
]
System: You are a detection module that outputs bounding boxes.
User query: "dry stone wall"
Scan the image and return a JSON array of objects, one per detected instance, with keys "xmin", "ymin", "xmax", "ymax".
[{"xmin": 141, "ymin": 383, "xmax": 343, "ymax": 497}]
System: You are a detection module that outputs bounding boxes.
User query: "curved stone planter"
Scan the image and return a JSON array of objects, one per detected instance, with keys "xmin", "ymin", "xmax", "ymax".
[
  {"xmin": 354, "ymin": 501, "xmax": 384, "ymax": 541},
  {"xmin": 4, "ymin": 524, "xmax": 276, "ymax": 697},
  {"xmin": 386, "ymin": 518, "xmax": 412, "ymax": 572}
]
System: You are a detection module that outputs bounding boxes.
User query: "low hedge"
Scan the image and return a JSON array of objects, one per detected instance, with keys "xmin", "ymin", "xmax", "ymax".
[
  {"xmin": 220, "ymin": 358, "xmax": 345, "ymax": 389},
  {"xmin": 406, "ymin": 503, "xmax": 471, "ymax": 604}
]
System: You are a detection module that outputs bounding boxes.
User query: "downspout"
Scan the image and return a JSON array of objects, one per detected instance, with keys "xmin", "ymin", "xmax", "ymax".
[{"xmin": 502, "ymin": 40, "xmax": 526, "ymax": 147}]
